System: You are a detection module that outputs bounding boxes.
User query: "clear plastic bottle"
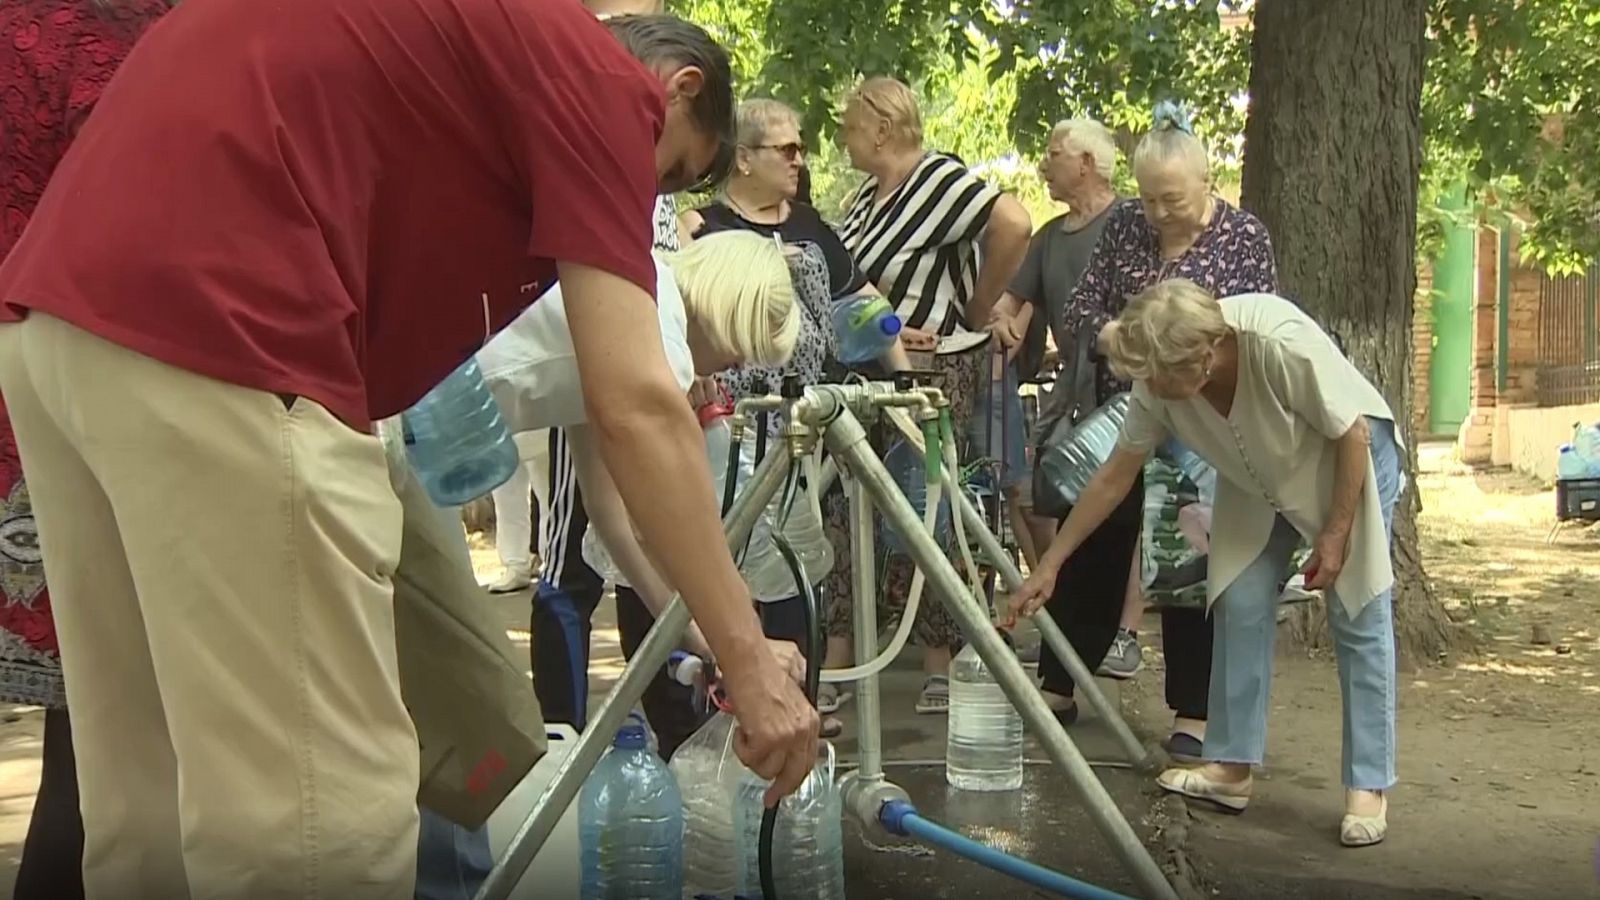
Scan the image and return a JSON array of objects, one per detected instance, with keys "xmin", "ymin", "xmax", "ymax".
[
  {"xmin": 1557, "ymin": 444, "xmax": 1588, "ymax": 481},
  {"xmin": 400, "ymin": 357, "xmax": 520, "ymax": 507},
  {"xmin": 1572, "ymin": 422, "xmax": 1600, "ymax": 477},
  {"xmin": 670, "ymin": 711, "xmax": 744, "ymax": 900},
  {"xmin": 578, "ymin": 716, "xmax": 684, "ymax": 900},
  {"xmin": 1036, "ymin": 393, "xmax": 1130, "ymax": 508},
  {"xmin": 946, "ymin": 643, "xmax": 1023, "ymax": 792},
  {"xmin": 732, "ymin": 743, "xmax": 845, "ymax": 900},
  {"xmin": 830, "ymin": 294, "xmax": 903, "ymax": 364}
]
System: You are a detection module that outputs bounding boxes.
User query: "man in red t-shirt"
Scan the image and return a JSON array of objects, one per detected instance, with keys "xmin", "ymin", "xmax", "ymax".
[{"xmin": 0, "ymin": 0, "xmax": 817, "ymax": 897}]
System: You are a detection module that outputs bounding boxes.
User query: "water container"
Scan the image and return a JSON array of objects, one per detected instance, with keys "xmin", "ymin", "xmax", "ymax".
[
  {"xmin": 1036, "ymin": 393, "xmax": 1130, "ymax": 509},
  {"xmin": 732, "ymin": 743, "xmax": 845, "ymax": 900},
  {"xmin": 1557, "ymin": 444, "xmax": 1588, "ymax": 481},
  {"xmin": 671, "ymin": 711, "xmax": 746, "ymax": 900},
  {"xmin": 831, "ymin": 294, "xmax": 903, "ymax": 364},
  {"xmin": 401, "ymin": 357, "xmax": 520, "ymax": 507},
  {"xmin": 881, "ymin": 436, "xmax": 953, "ymax": 555},
  {"xmin": 946, "ymin": 643, "xmax": 1023, "ymax": 792},
  {"xmin": 578, "ymin": 716, "xmax": 684, "ymax": 900},
  {"xmin": 1572, "ymin": 422, "xmax": 1600, "ymax": 477}
]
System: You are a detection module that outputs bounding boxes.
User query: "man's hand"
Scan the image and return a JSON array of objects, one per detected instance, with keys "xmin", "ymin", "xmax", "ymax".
[
  {"xmin": 987, "ymin": 311, "xmax": 1025, "ymax": 359},
  {"xmin": 1303, "ymin": 527, "xmax": 1349, "ymax": 590},
  {"xmin": 721, "ymin": 645, "xmax": 820, "ymax": 807}
]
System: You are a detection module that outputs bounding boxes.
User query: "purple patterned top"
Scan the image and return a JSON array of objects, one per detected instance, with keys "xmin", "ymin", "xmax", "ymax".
[{"xmin": 1067, "ymin": 197, "xmax": 1278, "ymax": 403}]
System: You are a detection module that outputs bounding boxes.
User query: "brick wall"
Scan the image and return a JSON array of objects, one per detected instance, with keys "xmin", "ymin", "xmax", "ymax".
[{"xmin": 1411, "ymin": 267, "xmax": 1434, "ymax": 436}]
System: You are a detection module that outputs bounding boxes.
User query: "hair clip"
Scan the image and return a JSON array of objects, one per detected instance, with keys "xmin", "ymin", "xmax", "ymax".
[{"xmin": 1152, "ymin": 100, "xmax": 1196, "ymax": 136}]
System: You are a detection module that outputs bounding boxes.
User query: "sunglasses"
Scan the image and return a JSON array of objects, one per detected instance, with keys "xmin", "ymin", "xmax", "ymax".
[{"xmin": 749, "ymin": 142, "xmax": 806, "ymax": 162}]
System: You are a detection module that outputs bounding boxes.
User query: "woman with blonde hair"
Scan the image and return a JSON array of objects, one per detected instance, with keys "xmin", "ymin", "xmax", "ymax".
[
  {"xmin": 834, "ymin": 75, "xmax": 1034, "ymax": 714},
  {"xmin": 1030, "ymin": 101, "xmax": 1277, "ymax": 763},
  {"xmin": 1010, "ymin": 278, "xmax": 1402, "ymax": 848}
]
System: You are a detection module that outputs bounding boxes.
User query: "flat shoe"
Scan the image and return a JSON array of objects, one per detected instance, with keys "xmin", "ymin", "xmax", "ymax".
[
  {"xmin": 1157, "ymin": 767, "xmax": 1251, "ymax": 813},
  {"xmin": 1341, "ymin": 792, "xmax": 1388, "ymax": 847}
]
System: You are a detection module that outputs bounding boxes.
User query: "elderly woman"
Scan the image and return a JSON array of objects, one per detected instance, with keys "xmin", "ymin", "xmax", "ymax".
[
  {"xmin": 835, "ymin": 76, "xmax": 1033, "ymax": 713},
  {"xmin": 1035, "ymin": 103, "xmax": 1277, "ymax": 761},
  {"xmin": 1012, "ymin": 279, "xmax": 1401, "ymax": 847},
  {"xmin": 681, "ymin": 98, "xmax": 909, "ymax": 723}
]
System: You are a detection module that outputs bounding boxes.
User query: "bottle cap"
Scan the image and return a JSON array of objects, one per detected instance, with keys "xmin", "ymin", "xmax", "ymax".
[
  {"xmin": 879, "ymin": 314, "xmax": 903, "ymax": 337},
  {"xmin": 614, "ymin": 712, "xmax": 650, "ymax": 749}
]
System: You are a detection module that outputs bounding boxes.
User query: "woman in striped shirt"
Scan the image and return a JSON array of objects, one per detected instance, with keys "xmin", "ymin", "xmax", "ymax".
[{"xmin": 834, "ymin": 76, "xmax": 1033, "ymax": 713}]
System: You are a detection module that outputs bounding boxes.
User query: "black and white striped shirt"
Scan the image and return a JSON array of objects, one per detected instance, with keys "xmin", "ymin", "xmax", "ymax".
[{"xmin": 837, "ymin": 152, "xmax": 1001, "ymax": 335}]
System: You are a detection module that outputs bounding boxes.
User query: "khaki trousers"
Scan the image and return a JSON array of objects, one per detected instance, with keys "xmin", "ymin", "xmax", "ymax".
[{"xmin": 0, "ymin": 314, "xmax": 419, "ymax": 900}]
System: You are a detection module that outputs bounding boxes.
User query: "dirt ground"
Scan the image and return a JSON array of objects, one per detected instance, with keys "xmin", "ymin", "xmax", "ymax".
[{"xmin": 0, "ymin": 442, "xmax": 1594, "ymax": 898}]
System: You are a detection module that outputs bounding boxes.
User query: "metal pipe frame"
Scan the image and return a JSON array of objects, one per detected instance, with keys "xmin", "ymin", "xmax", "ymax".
[
  {"xmin": 847, "ymin": 471, "xmax": 883, "ymax": 780},
  {"xmin": 810, "ymin": 395, "xmax": 1177, "ymax": 900},
  {"xmin": 474, "ymin": 447, "xmax": 793, "ymax": 900}
]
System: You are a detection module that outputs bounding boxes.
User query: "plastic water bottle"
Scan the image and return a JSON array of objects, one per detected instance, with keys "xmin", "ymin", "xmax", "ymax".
[
  {"xmin": 831, "ymin": 294, "xmax": 902, "ymax": 364},
  {"xmin": 671, "ymin": 711, "xmax": 745, "ymax": 899},
  {"xmin": 1572, "ymin": 422, "xmax": 1600, "ymax": 476},
  {"xmin": 578, "ymin": 716, "xmax": 684, "ymax": 900},
  {"xmin": 1036, "ymin": 393, "xmax": 1130, "ymax": 509},
  {"xmin": 946, "ymin": 643, "xmax": 1023, "ymax": 792},
  {"xmin": 1557, "ymin": 444, "xmax": 1588, "ymax": 481},
  {"xmin": 400, "ymin": 357, "xmax": 520, "ymax": 507},
  {"xmin": 732, "ymin": 743, "xmax": 845, "ymax": 900}
]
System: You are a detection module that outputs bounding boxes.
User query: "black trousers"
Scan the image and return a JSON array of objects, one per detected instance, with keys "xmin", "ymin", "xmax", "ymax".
[
  {"xmin": 1036, "ymin": 474, "xmax": 1212, "ymax": 721},
  {"xmin": 14, "ymin": 706, "xmax": 84, "ymax": 900}
]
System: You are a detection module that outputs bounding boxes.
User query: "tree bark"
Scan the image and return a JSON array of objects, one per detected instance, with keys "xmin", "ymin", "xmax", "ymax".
[{"xmin": 1240, "ymin": 0, "xmax": 1464, "ymax": 665}]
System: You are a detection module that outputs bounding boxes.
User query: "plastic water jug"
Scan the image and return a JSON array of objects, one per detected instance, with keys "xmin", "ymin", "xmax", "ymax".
[
  {"xmin": 578, "ymin": 715, "xmax": 684, "ymax": 900},
  {"xmin": 1572, "ymin": 422, "xmax": 1600, "ymax": 477},
  {"xmin": 831, "ymin": 294, "xmax": 902, "ymax": 364},
  {"xmin": 1557, "ymin": 444, "xmax": 1588, "ymax": 481},
  {"xmin": 732, "ymin": 742, "xmax": 845, "ymax": 900},
  {"xmin": 671, "ymin": 711, "xmax": 746, "ymax": 899},
  {"xmin": 401, "ymin": 357, "xmax": 520, "ymax": 507},
  {"xmin": 946, "ymin": 642, "xmax": 1023, "ymax": 792},
  {"xmin": 1036, "ymin": 393, "xmax": 1130, "ymax": 509}
]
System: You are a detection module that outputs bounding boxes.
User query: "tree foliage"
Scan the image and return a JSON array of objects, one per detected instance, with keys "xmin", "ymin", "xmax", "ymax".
[{"xmin": 672, "ymin": 0, "xmax": 1597, "ymax": 272}]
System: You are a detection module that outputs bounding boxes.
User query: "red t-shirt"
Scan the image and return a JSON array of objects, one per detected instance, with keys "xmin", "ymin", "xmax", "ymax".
[{"xmin": 0, "ymin": 0, "xmax": 663, "ymax": 428}]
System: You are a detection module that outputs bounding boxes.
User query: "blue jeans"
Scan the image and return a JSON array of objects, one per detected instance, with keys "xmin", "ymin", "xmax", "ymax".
[
  {"xmin": 1203, "ymin": 417, "xmax": 1402, "ymax": 790},
  {"xmin": 415, "ymin": 808, "xmax": 493, "ymax": 900}
]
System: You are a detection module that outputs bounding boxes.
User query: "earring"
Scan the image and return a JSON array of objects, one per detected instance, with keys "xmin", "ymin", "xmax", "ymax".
[{"xmin": 739, "ymin": 166, "xmax": 750, "ymax": 176}]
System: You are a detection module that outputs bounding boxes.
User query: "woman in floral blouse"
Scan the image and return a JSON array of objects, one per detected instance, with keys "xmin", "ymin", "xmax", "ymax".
[{"xmin": 1037, "ymin": 103, "xmax": 1278, "ymax": 763}]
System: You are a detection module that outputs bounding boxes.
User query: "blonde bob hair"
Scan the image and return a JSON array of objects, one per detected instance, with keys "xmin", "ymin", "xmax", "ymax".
[
  {"xmin": 664, "ymin": 231, "xmax": 801, "ymax": 368},
  {"xmin": 1102, "ymin": 278, "xmax": 1229, "ymax": 382},
  {"xmin": 845, "ymin": 76, "xmax": 924, "ymax": 149}
]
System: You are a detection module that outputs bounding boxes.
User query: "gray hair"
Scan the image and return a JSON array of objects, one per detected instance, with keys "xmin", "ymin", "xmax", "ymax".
[
  {"xmin": 1131, "ymin": 103, "xmax": 1208, "ymax": 180},
  {"xmin": 1048, "ymin": 119, "xmax": 1118, "ymax": 183},
  {"xmin": 736, "ymin": 98, "xmax": 800, "ymax": 149},
  {"xmin": 1103, "ymin": 279, "xmax": 1228, "ymax": 382},
  {"xmin": 603, "ymin": 15, "xmax": 735, "ymax": 187}
]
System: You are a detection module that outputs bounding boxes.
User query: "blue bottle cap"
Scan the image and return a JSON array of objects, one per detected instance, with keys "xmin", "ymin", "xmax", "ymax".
[
  {"xmin": 614, "ymin": 722, "xmax": 649, "ymax": 749},
  {"xmin": 879, "ymin": 314, "xmax": 903, "ymax": 337}
]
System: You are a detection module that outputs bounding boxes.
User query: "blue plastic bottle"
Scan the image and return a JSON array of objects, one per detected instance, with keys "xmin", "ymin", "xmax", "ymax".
[
  {"xmin": 1557, "ymin": 444, "xmax": 1588, "ymax": 481},
  {"xmin": 579, "ymin": 715, "xmax": 684, "ymax": 900},
  {"xmin": 400, "ymin": 357, "xmax": 520, "ymax": 507},
  {"xmin": 831, "ymin": 294, "xmax": 903, "ymax": 364}
]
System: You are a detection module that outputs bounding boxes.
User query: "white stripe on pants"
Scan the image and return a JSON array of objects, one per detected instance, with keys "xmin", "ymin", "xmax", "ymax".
[{"xmin": 0, "ymin": 314, "xmax": 419, "ymax": 899}]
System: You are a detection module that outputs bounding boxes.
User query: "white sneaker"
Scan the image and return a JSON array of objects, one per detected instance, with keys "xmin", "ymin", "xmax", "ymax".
[{"xmin": 486, "ymin": 569, "xmax": 533, "ymax": 594}]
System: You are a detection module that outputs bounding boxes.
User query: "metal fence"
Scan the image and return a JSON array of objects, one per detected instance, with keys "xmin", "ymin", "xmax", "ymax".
[{"xmin": 1537, "ymin": 263, "xmax": 1600, "ymax": 407}]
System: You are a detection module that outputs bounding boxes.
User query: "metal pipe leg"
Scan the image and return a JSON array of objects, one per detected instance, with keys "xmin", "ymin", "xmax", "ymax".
[
  {"xmin": 820, "ymin": 409, "xmax": 1179, "ymax": 900},
  {"xmin": 945, "ymin": 479, "xmax": 1152, "ymax": 768},
  {"xmin": 475, "ymin": 449, "xmax": 793, "ymax": 900},
  {"xmin": 848, "ymin": 472, "xmax": 883, "ymax": 779}
]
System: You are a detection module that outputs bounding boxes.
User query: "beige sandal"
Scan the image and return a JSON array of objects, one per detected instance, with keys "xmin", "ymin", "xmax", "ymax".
[
  {"xmin": 1340, "ymin": 791, "xmax": 1388, "ymax": 847},
  {"xmin": 1156, "ymin": 766, "xmax": 1252, "ymax": 813}
]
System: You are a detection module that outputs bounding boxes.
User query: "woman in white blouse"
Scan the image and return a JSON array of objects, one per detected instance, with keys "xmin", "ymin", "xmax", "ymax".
[{"xmin": 1008, "ymin": 278, "xmax": 1402, "ymax": 848}]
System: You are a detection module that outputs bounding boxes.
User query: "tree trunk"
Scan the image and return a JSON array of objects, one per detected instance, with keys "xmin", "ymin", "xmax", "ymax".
[{"xmin": 1239, "ymin": 0, "xmax": 1464, "ymax": 666}]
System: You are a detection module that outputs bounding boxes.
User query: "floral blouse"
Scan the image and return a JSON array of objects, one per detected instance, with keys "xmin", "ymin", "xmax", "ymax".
[{"xmin": 1066, "ymin": 198, "xmax": 1278, "ymax": 404}]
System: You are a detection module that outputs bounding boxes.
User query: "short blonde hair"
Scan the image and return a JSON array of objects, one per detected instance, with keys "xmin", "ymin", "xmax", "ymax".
[
  {"xmin": 1049, "ymin": 119, "xmax": 1118, "ymax": 183},
  {"xmin": 846, "ymin": 77, "xmax": 923, "ymax": 149},
  {"xmin": 736, "ymin": 98, "xmax": 799, "ymax": 148},
  {"xmin": 665, "ymin": 231, "xmax": 800, "ymax": 368},
  {"xmin": 1103, "ymin": 279, "xmax": 1228, "ymax": 382}
]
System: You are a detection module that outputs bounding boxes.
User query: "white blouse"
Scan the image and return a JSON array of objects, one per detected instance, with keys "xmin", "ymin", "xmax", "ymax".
[{"xmin": 1117, "ymin": 293, "xmax": 1400, "ymax": 619}]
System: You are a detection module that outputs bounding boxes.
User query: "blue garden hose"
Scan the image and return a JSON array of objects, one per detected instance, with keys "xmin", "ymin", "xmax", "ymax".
[{"xmin": 879, "ymin": 800, "xmax": 1135, "ymax": 900}]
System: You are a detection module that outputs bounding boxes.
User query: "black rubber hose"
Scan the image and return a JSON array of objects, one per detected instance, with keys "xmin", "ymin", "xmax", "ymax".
[{"xmin": 759, "ymin": 466, "xmax": 823, "ymax": 900}]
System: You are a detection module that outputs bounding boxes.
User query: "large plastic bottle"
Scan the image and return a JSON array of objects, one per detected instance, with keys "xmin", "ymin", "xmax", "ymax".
[
  {"xmin": 831, "ymin": 294, "xmax": 903, "ymax": 364},
  {"xmin": 578, "ymin": 715, "xmax": 684, "ymax": 900},
  {"xmin": 732, "ymin": 743, "xmax": 845, "ymax": 900},
  {"xmin": 670, "ymin": 711, "xmax": 745, "ymax": 900},
  {"xmin": 946, "ymin": 643, "xmax": 1023, "ymax": 792},
  {"xmin": 1572, "ymin": 421, "xmax": 1600, "ymax": 477},
  {"xmin": 400, "ymin": 357, "xmax": 520, "ymax": 507},
  {"xmin": 1557, "ymin": 444, "xmax": 1588, "ymax": 481},
  {"xmin": 1036, "ymin": 393, "xmax": 1130, "ymax": 508}
]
